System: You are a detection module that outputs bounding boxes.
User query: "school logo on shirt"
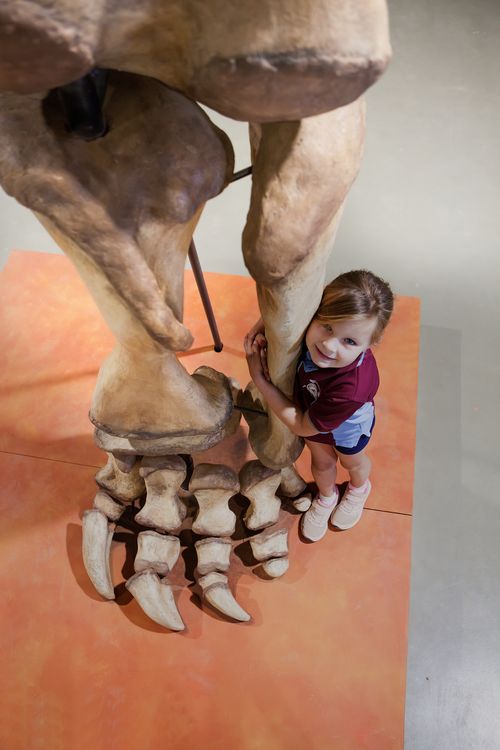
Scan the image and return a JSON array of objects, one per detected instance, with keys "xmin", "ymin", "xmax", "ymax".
[{"xmin": 304, "ymin": 379, "xmax": 320, "ymax": 402}]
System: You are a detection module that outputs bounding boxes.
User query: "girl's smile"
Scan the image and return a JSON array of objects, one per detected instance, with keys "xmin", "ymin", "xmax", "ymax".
[{"xmin": 305, "ymin": 316, "xmax": 378, "ymax": 369}]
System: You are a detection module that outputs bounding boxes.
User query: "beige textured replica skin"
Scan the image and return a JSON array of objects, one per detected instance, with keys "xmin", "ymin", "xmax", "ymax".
[
  {"xmin": 82, "ymin": 509, "xmax": 116, "ymax": 600},
  {"xmin": 92, "ymin": 490, "xmax": 125, "ymax": 522},
  {"xmin": 250, "ymin": 528, "xmax": 290, "ymax": 579},
  {"xmin": 0, "ymin": 1, "xmax": 390, "ymax": 122},
  {"xmin": 190, "ymin": 464, "xmax": 239, "ymax": 537},
  {"xmin": 136, "ymin": 456, "xmax": 187, "ymax": 533},
  {"xmin": 125, "ymin": 570, "xmax": 185, "ymax": 631},
  {"xmin": 195, "ymin": 538, "xmax": 232, "ymax": 576},
  {"xmin": 262, "ymin": 558, "xmax": 290, "ymax": 578},
  {"xmin": 250, "ymin": 528, "xmax": 289, "ymax": 562},
  {"xmin": 197, "ymin": 572, "xmax": 251, "ymax": 623},
  {"xmin": 239, "ymin": 460, "xmax": 282, "ymax": 531},
  {"xmin": 134, "ymin": 531, "xmax": 181, "ymax": 577},
  {"xmin": 94, "ymin": 454, "xmax": 145, "ymax": 502},
  {"xmin": 280, "ymin": 466, "xmax": 308, "ymax": 498}
]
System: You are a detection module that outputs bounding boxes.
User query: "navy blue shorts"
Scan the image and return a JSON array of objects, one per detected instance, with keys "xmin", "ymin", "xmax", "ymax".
[{"xmin": 334, "ymin": 417, "xmax": 375, "ymax": 455}]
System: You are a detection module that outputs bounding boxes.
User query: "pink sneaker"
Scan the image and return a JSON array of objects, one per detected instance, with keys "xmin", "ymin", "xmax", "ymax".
[
  {"xmin": 331, "ymin": 480, "xmax": 371, "ymax": 530},
  {"xmin": 301, "ymin": 494, "xmax": 338, "ymax": 542}
]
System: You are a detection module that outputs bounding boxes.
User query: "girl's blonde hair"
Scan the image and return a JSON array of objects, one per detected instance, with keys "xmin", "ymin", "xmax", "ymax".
[{"xmin": 315, "ymin": 269, "xmax": 394, "ymax": 343}]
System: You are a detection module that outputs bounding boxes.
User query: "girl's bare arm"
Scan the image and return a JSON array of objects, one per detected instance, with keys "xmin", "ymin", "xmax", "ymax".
[{"xmin": 244, "ymin": 338, "xmax": 317, "ymax": 437}]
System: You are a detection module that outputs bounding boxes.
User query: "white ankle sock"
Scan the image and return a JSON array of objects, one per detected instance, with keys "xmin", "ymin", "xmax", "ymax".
[
  {"xmin": 348, "ymin": 479, "xmax": 369, "ymax": 495},
  {"xmin": 319, "ymin": 490, "xmax": 338, "ymax": 506}
]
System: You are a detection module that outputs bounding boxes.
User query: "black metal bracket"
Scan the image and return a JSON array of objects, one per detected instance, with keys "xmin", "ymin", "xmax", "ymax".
[{"xmin": 55, "ymin": 68, "xmax": 109, "ymax": 140}]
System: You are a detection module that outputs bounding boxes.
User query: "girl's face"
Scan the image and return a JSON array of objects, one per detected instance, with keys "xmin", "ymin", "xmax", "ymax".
[{"xmin": 305, "ymin": 316, "xmax": 378, "ymax": 369}]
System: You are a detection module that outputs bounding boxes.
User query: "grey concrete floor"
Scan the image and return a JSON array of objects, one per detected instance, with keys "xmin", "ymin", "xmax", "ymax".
[{"xmin": 1, "ymin": 1, "xmax": 499, "ymax": 747}]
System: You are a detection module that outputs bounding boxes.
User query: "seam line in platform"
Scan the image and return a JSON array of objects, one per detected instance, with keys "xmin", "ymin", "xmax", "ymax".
[
  {"xmin": 0, "ymin": 450, "xmax": 414, "ymax": 517},
  {"xmin": 366, "ymin": 506, "xmax": 412, "ymax": 518},
  {"xmin": 0, "ymin": 449, "xmax": 100, "ymax": 470}
]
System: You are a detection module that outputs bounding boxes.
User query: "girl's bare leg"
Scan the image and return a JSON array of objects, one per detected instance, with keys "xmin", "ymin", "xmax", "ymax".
[
  {"xmin": 330, "ymin": 447, "xmax": 372, "ymax": 530},
  {"xmin": 336, "ymin": 448, "xmax": 371, "ymax": 488},
  {"xmin": 305, "ymin": 439, "xmax": 338, "ymax": 498}
]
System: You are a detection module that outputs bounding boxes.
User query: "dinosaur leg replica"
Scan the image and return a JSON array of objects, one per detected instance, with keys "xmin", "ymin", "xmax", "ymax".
[
  {"xmin": 0, "ymin": 73, "xmax": 245, "ymax": 628},
  {"xmin": 240, "ymin": 99, "xmax": 366, "ymax": 469},
  {"xmin": 0, "ymin": 0, "xmax": 390, "ymax": 630},
  {"xmin": 0, "ymin": 72, "xmax": 236, "ymax": 453}
]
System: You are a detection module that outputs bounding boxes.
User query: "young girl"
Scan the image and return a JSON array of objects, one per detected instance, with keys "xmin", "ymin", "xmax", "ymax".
[{"xmin": 244, "ymin": 269, "xmax": 394, "ymax": 542}]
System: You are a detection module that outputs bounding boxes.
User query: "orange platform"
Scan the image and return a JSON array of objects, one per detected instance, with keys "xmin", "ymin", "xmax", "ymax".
[{"xmin": 0, "ymin": 251, "xmax": 419, "ymax": 750}]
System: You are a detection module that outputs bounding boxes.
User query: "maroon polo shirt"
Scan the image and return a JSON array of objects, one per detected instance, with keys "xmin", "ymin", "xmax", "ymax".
[{"xmin": 293, "ymin": 348, "xmax": 380, "ymax": 444}]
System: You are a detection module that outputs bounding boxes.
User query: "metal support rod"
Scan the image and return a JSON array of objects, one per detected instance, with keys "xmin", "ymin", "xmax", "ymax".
[
  {"xmin": 188, "ymin": 168, "xmax": 252, "ymax": 352},
  {"xmin": 188, "ymin": 240, "xmax": 224, "ymax": 352},
  {"xmin": 231, "ymin": 166, "xmax": 252, "ymax": 182}
]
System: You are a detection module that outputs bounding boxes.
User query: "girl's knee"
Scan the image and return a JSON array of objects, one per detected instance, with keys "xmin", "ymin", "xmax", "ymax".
[
  {"xmin": 312, "ymin": 456, "xmax": 337, "ymax": 473},
  {"xmin": 311, "ymin": 449, "xmax": 338, "ymax": 472},
  {"xmin": 337, "ymin": 450, "xmax": 370, "ymax": 473},
  {"xmin": 306, "ymin": 441, "xmax": 337, "ymax": 470}
]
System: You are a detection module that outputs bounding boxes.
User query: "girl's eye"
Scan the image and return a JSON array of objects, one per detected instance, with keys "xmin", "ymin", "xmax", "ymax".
[
  {"xmin": 322, "ymin": 324, "xmax": 333, "ymax": 333},
  {"xmin": 344, "ymin": 338, "xmax": 357, "ymax": 346}
]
